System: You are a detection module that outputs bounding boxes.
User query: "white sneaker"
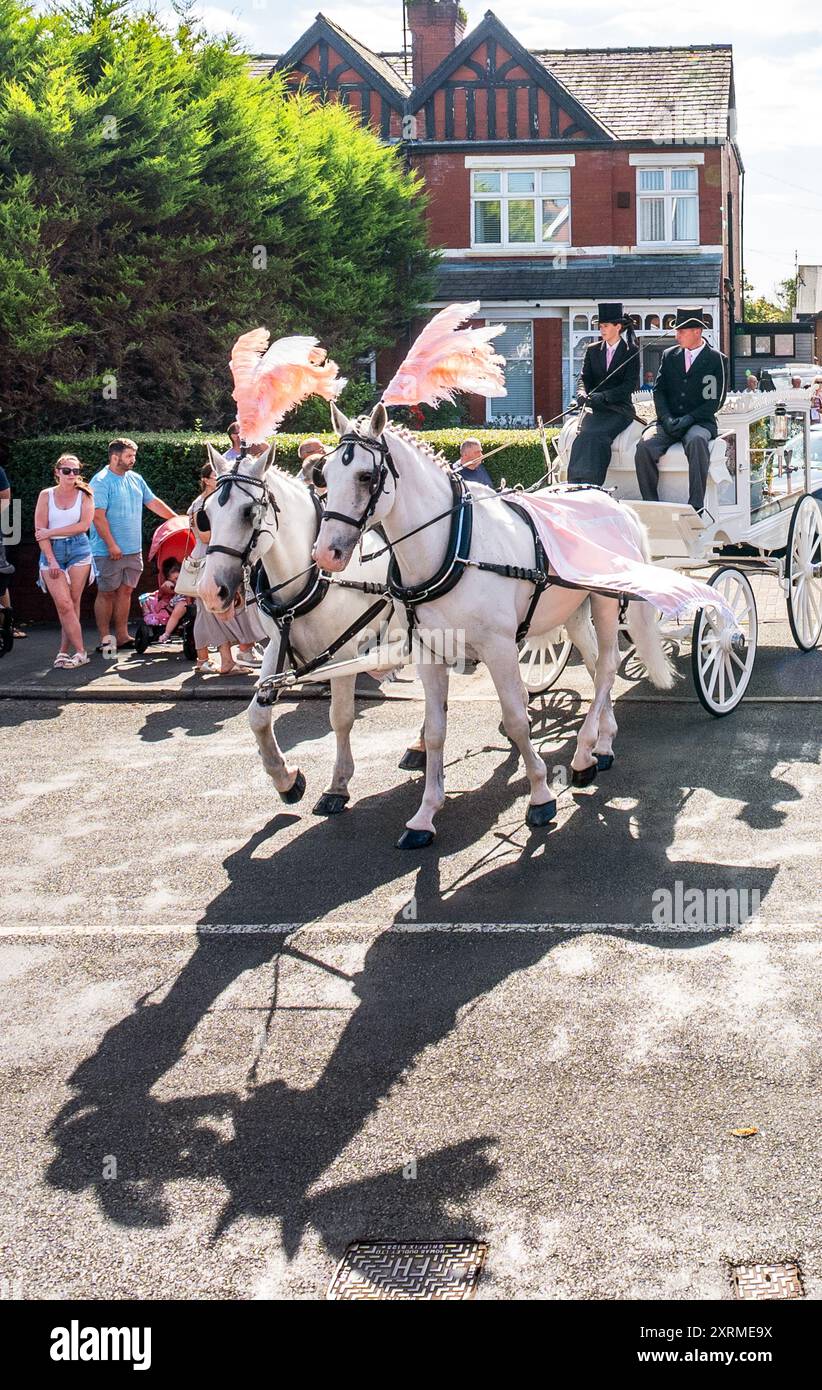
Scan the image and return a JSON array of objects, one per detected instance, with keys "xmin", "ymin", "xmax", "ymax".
[{"xmin": 69, "ymin": 651, "xmax": 90, "ymax": 667}]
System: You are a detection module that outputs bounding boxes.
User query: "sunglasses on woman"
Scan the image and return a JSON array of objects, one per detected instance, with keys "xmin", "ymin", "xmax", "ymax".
[{"xmin": 59, "ymin": 467, "xmax": 81, "ymax": 475}]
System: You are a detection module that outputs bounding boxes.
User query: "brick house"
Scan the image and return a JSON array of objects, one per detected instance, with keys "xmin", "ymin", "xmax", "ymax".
[{"xmin": 261, "ymin": 4, "xmax": 743, "ymax": 425}]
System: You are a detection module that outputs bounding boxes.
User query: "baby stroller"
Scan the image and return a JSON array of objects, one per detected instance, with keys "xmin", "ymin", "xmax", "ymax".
[{"xmin": 134, "ymin": 517, "xmax": 197, "ymax": 658}]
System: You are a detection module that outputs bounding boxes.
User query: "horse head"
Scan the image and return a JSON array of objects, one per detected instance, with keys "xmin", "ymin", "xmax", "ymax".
[
  {"xmin": 198, "ymin": 442, "xmax": 277, "ymax": 615},
  {"xmin": 313, "ymin": 401, "xmax": 395, "ymax": 571}
]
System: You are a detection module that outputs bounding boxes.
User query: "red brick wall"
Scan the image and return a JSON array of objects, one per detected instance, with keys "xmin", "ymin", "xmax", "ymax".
[
  {"xmin": 412, "ymin": 146, "xmax": 726, "ymax": 251},
  {"xmin": 534, "ymin": 319, "xmax": 563, "ymax": 423}
]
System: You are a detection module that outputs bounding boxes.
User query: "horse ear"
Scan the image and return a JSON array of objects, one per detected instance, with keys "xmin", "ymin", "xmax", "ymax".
[
  {"xmin": 369, "ymin": 402, "xmax": 387, "ymax": 437},
  {"xmin": 206, "ymin": 442, "xmax": 228, "ymax": 472},
  {"xmin": 330, "ymin": 401, "xmax": 350, "ymax": 436}
]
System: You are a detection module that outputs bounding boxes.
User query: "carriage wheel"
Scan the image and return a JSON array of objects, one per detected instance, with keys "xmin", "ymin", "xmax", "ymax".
[
  {"xmin": 518, "ymin": 629, "xmax": 573, "ymax": 695},
  {"xmin": 786, "ymin": 494, "xmax": 822, "ymax": 651},
  {"xmin": 691, "ymin": 567, "xmax": 757, "ymax": 718}
]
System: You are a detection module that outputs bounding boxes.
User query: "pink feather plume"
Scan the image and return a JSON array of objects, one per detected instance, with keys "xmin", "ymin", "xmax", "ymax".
[
  {"xmin": 229, "ymin": 329, "xmax": 346, "ymax": 443},
  {"xmin": 382, "ymin": 301, "xmax": 507, "ymax": 408}
]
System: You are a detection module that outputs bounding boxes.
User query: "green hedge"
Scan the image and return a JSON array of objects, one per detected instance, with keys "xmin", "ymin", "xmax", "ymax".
[{"xmin": 10, "ymin": 428, "xmax": 558, "ymax": 537}]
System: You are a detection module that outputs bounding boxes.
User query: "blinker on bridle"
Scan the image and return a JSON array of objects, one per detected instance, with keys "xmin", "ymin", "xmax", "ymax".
[
  {"xmin": 322, "ymin": 431, "xmax": 398, "ymax": 534},
  {"xmin": 202, "ymin": 446, "xmax": 279, "ymax": 565}
]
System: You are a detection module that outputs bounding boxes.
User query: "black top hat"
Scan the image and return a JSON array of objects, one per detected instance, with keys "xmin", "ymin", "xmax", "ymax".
[
  {"xmin": 675, "ymin": 306, "xmax": 707, "ymax": 329},
  {"xmin": 597, "ymin": 302, "xmax": 624, "ymax": 324}
]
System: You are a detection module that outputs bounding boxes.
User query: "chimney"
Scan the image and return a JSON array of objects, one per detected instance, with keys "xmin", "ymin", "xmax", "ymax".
[{"xmin": 407, "ymin": 1, "xmax": 466, "ymax": 88}]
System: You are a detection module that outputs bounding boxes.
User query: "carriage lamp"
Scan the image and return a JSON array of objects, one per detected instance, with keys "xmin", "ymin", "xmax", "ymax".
[{"xmin": 771, "ymin": 404, "xmax": 788, "ymax": 442}]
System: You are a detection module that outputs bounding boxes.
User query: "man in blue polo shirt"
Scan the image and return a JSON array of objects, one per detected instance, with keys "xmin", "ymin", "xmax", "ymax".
[{"xmin": 90, "ymin": 438, "xmax": 175, "ymax": 651}]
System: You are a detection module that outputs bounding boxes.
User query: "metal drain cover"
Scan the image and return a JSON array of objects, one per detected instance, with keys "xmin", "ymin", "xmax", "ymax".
[
  {"xmin": 327, "ymin": 1240, "xmax": 487, "ymax": 1300},
  {"xmin": 733, "ymin": 1263, "xmax": 804, "ymax": 1300}
]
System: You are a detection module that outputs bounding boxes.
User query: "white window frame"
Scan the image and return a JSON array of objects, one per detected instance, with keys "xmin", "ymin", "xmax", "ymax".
[
  {"xmin": 470, "ymin": 167, "xmax": 572, "ymax": 251},
  {"xmin": 486, "ymin": 319, "xmax": 534, "ymax": 424},
  {"xmin": 636, "ymin": 164, "xmax": 699, "ymax": 247}
]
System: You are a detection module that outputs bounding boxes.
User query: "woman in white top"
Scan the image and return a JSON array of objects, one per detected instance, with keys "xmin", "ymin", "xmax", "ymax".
[{"xmin": 34, "ymin": 454, "xmax": 96, "ymax": 668}]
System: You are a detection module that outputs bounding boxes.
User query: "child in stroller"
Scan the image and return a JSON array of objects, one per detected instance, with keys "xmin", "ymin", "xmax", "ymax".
[{"xmin": 134, "ymin": 518, "xmax": 197, "ymax": 657}]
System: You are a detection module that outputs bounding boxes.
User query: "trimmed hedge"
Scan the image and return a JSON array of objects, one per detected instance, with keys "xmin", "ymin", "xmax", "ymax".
[{"xmin": 9, "ymin": 428, "xmax": 558, "ymax": 538}]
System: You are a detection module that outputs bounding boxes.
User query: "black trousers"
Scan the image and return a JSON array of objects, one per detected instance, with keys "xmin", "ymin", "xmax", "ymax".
[
  {"xmin": 568, "ymin": 408, "xmax": 631, "ymax": 486},
  {"xmin": 634, "ymin": 424, "xmax": 713, "ymax": 511}
]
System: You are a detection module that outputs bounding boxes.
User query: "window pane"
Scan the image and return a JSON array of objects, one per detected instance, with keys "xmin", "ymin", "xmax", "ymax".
[
  {"xmin": 774, "ymin": 334, "xmax": 794, "ymax": 356},
  {"xmin": 473, "ymin": 171, "xmax": 500, "ymax": 194},
  {"xmin": 474, "ymin": 200, "xmax": 501, "ymax": 243},
  {"xmin": 755, "ymin": 335, "xmax": 771, "ymax": 354},
  {"xmin": 573, "ymin": 314, "xmax": 589, "ymax": 330},
  {"xmin": 640, "ymin": 197, "xmax": 666, "ymax": 241},
  {"xmin": 507, "ymin": 170, "xmax": 535, "ymax": 193},
  {"xmin": 736, "ymin": 334, "xmax": 751, "ymax": 357},
  {"xmin": 671, "ymin": 167, "xmax": 697, "ymax": 190},
  {"xmin": 541, "ymin": 197, "xmax": 570, "ymax": 243},
  {"xmin": 639, "ymin": 169, "xmax": 665, "ymax": 191},
  {"xmin": 489, "ymin": 321, "xmax": 533, "ymax": 420},
  {"xmin": 645, "ymin": 313, "xmax": 660, "ymax": 329},
  {"xmin": 508, "ymin": 199, "xmax": 535, "ymax": 243},
  {"xmin": 671, "ymin": 195, "xmax": 698, "ymax": 241},
  {"xmin": 541, "ymin": 168, "xmax": 570, "ymax": 193}
]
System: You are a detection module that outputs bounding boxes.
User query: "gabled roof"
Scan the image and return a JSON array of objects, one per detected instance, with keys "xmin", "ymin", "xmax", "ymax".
[
  {"xmin": 409, "ymin": 11, "xmax": 616, "ymax": 139},
  {"xmin": 256, "ymin": 12, "xmax": 736, "ymax": 148},
  {"xmin": 533, "ymin": 46, "xmax": 733, "ymax": 142},
  {"xmin": 274, "ymin": 13, "xmax": 409, "ymax": 103}
]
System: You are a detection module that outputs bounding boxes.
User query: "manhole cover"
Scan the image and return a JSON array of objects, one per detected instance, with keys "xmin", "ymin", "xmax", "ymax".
[
  {"xmin": 327, "ymin": 1240, "xmax": 487, "ymax": 1301},
  {"xmin": 732, "ymin": 1263, "xmax": 804, "ymax": 1300}
]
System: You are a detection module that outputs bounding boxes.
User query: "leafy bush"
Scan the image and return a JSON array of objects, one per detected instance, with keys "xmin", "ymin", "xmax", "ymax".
[{"xmin": 10, "ymin": 427, "xmax": 558, "ymax": 537}]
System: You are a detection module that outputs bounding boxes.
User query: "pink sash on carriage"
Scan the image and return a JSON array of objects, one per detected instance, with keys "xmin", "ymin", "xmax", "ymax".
[{"xmin": 517, "ymin": 487, "xmax": 739, "ymax": 628}]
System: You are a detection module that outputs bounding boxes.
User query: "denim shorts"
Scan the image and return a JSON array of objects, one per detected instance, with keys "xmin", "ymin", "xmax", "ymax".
[{"xmin": 38, "ymin": 534, "xmax": 96, "ymax": 590}]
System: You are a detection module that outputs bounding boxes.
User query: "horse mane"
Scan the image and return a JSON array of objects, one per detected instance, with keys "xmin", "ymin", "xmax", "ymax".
[{"xmin": 357, "ymin": 419, "xmax": 456, "ymax": 473}]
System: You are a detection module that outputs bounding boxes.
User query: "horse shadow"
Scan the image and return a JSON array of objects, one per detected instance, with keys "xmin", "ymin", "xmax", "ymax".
[{"xmin": 46, "ymin": 691, "xmax": 789, "ymax": 1262}]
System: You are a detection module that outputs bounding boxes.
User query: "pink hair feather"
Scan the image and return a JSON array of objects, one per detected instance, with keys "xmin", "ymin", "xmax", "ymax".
[
  {"xmin": 382, "ymin": 301, "xmax": 507, "ymax": 408},
  {"xmin": 229, "ymin": 329, "xmax": 346, "ymax": 443}
]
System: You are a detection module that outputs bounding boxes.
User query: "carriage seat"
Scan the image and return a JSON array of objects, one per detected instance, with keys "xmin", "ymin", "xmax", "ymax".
[{"xmin": 555, "ymin": 417, "xmax": 733, "ymax": 509}]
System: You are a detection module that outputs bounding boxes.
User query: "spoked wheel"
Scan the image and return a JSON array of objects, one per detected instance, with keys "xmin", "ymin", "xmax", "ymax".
[
  {"xmin": 786, "ymin": 494, "xmax": 822, "ymax": 651},
  {"xmin": 691, "ymin": 567, "xmax": 758, "ymax": 717},
  {"xmin": 518, "ymin": 628, "xmax": 572, "ymax": 695}
]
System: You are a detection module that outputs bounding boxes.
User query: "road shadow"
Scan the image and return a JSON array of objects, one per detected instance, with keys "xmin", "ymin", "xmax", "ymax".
[{"xmin": 45, "ymin": 688, "xmax": 793, "ymax": 1261}]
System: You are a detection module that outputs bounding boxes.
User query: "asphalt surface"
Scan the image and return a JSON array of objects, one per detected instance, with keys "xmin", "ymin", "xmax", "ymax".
[{"xmin": 0, "ymin": 606, "xmax": 820, "ymax": 1300}]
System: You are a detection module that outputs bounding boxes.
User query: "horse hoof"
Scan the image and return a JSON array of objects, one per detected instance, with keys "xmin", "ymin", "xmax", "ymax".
[
  {"xmin": 526, "ymin": 799, "xmax": 557, "ymax": 828},
  {"xmin": 397, "ymin": 828, "xmax": 435, "ymax": 850},
  {"xmin": 571, "ymin": 763, "xmax": 598, "ymax": 788},
  {"xmin": 596, "ymin": 753, "xmax": 614, "ymax": 772},
  {"xmin": 399, "ymin": 747, "xmax": 427, "ymax": 772},
  {"xmin": 279, "ymin": 770, "xmax": 306, "ymax": 804},
  {"xmin": 313, "ymin": 792, "xmax": 349, "ymax": 816}
]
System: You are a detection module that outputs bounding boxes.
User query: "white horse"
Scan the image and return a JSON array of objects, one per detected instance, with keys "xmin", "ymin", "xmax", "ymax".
[
  {"xmin": 197, "ymin": 443, "xmax": 408, "ymax": 814},
  {"xmin": 314, "ymin": 404, "xmax": 675, "ymax": 848}
]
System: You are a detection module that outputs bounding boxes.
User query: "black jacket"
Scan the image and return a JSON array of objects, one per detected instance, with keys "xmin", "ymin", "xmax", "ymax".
[
  {"xmin": 653, "ymin": 343, "xmax": 729, "ymax": 439},
  {"xmin": 577, "ymin": 338, "xmax": 640, "ymax": 418}
]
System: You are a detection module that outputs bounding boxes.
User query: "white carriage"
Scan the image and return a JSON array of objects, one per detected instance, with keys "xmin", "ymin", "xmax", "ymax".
[{"xmin": 520, "ymin": 389, "xmax": 822, "ymax": 713}]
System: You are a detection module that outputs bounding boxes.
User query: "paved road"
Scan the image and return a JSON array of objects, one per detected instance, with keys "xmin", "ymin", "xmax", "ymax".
[{"xmin": 0, "ymin": 631, "xmax": 820, "ymax": 1298}]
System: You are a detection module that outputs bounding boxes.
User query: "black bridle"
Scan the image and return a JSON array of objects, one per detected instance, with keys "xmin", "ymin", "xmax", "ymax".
[
  {"xmin": 321, "ymin": 431, "xmax": 398, "ymax": 533},
  {"xmin": 202, "ymin": 465, "xmax": 279, "ymax": 567}
]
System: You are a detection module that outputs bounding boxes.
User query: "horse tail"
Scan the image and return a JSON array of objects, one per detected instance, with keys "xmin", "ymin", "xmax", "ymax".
[
  {"xmin": 625, "ymin": 602, "xmax": 676, "ymax": 689},
  {"xmin": 621, "ymin": 504, "xmax": 677, "ymax": 690}
]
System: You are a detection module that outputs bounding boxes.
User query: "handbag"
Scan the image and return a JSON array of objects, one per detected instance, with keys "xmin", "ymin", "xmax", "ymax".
[{"xmin": 174, "ymin": 553, "xmax": 204, "ymax": 597}]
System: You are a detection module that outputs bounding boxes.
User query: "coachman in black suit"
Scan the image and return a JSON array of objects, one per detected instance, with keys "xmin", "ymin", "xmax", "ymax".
[
  {"xmin": 634, "ymin": 306, "xmax": 729, "ymax": 512},
  {"xmin": 568, "ymin": 301, "xmax": 640, "ymax": 486}
]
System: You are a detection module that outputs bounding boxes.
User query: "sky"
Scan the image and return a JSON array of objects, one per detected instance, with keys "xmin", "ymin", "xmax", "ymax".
[{"xmin": 177, "ymin": 2, "xmax": 822, "ymax": 306}]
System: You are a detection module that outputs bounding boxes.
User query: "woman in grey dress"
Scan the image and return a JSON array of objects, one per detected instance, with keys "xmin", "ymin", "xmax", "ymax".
[{"xmin": 189, "ymin": 461, "xmax": 267, "ymax": 675}]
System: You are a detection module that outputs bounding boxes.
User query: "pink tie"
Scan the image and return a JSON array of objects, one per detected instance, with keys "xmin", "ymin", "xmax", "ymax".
[{"xmin": 606, "ymin": 345, "xmax": 615, "ymax": 369}]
